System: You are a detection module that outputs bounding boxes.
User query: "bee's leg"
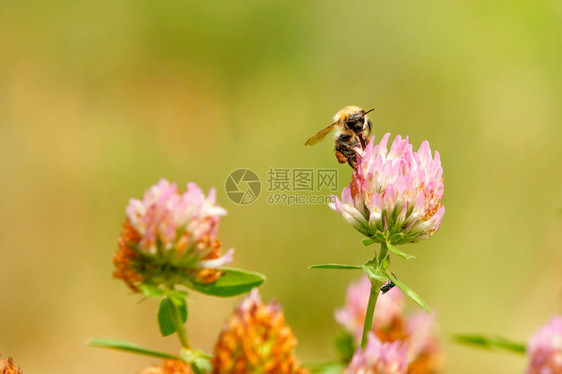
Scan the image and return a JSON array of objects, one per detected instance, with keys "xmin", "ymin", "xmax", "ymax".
[
  {"xmin": 366, "ymin": 119, "xmax": 373, "ymax": 136},
  {"xmin": 337, "ymin": 151, "xmax": 356, "ymax": 168},
  {"xmin": 335, "ymin": 134, "xmax": 359, "ymax": 168},
  {"xmin": 335, "ymin": 151, "xmax": 348, "ymax": 164},
  {"xmin": 358, "ymin": 132, "xmax": 366, "ymax": 149}
]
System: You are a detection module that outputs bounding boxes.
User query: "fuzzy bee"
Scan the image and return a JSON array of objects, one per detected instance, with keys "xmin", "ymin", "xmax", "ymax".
[{"xmin": 305, "ymin": 105, "xmax": 373, "ymax": 168}]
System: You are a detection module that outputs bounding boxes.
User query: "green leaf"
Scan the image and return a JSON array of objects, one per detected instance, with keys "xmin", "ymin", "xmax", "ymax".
[
  {"xmin": 139, "ymin": 284, "xmax": 165, "ymax": 298},
  {"xmin": 381, "ymin": 271, "xmax": 432, "ymax": 314},
  {"xmin": 192, "ymin": 357, "xmax": 212, "ymax": 373},
  {"xmin": 453, "ymin": 334, "xmax": 526, "ymax": 354},
  {"xmin": 361, "ymin": 265, "xmax": 386, "ymax": 282},
  {"xmin": 170, "ymin": 289, "xmax": 189, "ymax": 300},
  {"xmin": 181, "ymin": 349, "xmax": 212, "ymax": 372},
  {"xmin": 374, "ymin": 232, "xmax": 386, "ymax": 242},
  {"xmin": 386, "ymin": 243, "xmax": 415, "ymax": 260},
  {"xmin": 380, "ymin": 255, "xmax": 390, "ymax": 271},
  {"xmin": 309, "ymin": 264, "xmax": 362, "ymax": 270},
  {"xmin": 188, "ymin": 268, "xmax": 265, "ymax": 297},
  {"xmin": 87, "ymin": 338, "xmax": 184, "ymax": 361},
  {"xmin": 157, "ymin": 297, "xmax": 187, "ymax": 337},
  {"xmin": 389, "ymin": 233, "xmax": 404, "ymax": 243},
  {"xmin": 334, "ymin": 331, "xmax": 356, "ymax": 363},
  {"xmin": 362, "ymin": 237, "xmax": 376, "ymax": 246},
  {"xmin": 181, "ymin": 348, "xmax": 212, "ymax": 361}
]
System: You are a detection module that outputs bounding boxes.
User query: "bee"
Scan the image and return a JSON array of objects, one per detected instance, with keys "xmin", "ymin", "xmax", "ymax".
[{"xmin": 304, "ymin": 106, "xmax": 374, "ymax": 168}]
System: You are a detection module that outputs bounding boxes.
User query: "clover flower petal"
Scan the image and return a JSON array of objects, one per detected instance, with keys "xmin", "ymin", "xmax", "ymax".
[
  {"xmin": 527, "ymin": 316, "xmax": 562, "ymax": 374},
  {"xmin": 336, "ymin": 276, "xmax": 443, "ymax": 373},
  {"xmin": 330, "ymin": 134, "xmax": 444, "ymax": 245},
  {"xmin": 212, "ymin": 289, "xmax": 308, "ymax": 374},
  {"xmin": 139, "ymin": 359, "xmax": 192, "ymax": 374},
  {"xmin": 113, "ymin": 179, "xmax": 232, "ymax": 291},
  {"xmin": 0, "ymin": 356, "xmax": 23, "ymax": 374},
  {"xmin": 344, "ymin": 333, "xmax": 408, "ymax": 374}
]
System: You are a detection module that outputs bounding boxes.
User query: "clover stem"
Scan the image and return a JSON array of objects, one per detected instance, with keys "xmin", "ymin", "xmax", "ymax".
[
  {"xmin": 360, "ymin": 242, "xmax": 389, "ymax": 349},
  {"xmin": 168, "ymin": 298, "xmax": 191, "ymax": 350},
  {"xmin": 377, "ymin": 242, "xmax": 389, "ymax": 267},
  {"xmin": 360, "ymin": 276, "xmax": 383, "ymax": 349}
]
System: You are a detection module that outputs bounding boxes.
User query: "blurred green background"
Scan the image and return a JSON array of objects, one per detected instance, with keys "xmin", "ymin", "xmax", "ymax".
[{"xmin": 1, "ymin": 0, "xmax": 561, "ymax": 372}]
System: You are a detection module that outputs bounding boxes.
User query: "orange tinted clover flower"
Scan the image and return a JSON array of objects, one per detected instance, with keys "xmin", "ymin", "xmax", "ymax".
[
  {"xmin": 330, "ymin": 134, "xmax": 444, "ymax": 245},
  {"xmin": 0, "ymin": 356, "xmax": 23, "ymax": 374},
  {"xmin": 212, "ymin": 289, "xmax": 308, "ymax": 374},
  {"xmin": 113, "ymin": 179, "xmax": 234, "ymax": 291},
  {"xmin": 139, "ymin": 359, "xmax": 192, "ymax": 374}
]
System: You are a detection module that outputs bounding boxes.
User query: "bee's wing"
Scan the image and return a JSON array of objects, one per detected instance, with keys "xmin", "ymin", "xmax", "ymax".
[{"xmin": 304, "ymin": 121, "xmax": 339, "ymax": 146}]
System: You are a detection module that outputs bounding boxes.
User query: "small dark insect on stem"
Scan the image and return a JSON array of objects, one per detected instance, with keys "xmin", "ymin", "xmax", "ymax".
[{"xmin": 380, "ymin": 273, "xmax": 397, "ymax": 294}]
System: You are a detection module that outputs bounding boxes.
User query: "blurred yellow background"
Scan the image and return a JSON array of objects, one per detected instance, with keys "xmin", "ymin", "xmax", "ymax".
[{"xmin": 1, "ymin": 1, "xmax": 562, "ymax": 373}]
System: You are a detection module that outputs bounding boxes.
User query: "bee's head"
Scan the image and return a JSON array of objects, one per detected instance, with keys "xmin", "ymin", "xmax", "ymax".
[
  {"xmin": 340, "ymin": 108, "xmax": 374, "ymax": 132},
  {"xmin": 334, "ymin": 105, "xmax": 362, "ymax": 123}
]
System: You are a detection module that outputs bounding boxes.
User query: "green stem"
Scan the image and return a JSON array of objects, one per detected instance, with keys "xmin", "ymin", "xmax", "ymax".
[
  {"xmin": 190, "ymin": 363, "xmax": 204, "ymax": 374},
  {"xmin": 360, "ymin": 242, "xmax": 389, "ymax": 349},
  {"xmin": 377, "ymin": 242, "xmax": 388, "ymax": 267},
  {"xmin": 361, "ymin": 277, "xmax": 383, "ymax": 348},
  {"xmin": 168, "ymin": 298, "xmax": 191, "ymax": 350}
]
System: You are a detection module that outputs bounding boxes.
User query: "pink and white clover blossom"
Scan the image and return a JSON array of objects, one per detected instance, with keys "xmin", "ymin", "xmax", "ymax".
[
  {"xmin": 126, "ymin": 179, "xmax": 228, "ymax": 257},
  {"xmin": 113, "ymin": 179, "xmax": 233, "ymax": 291},
  {"xmin": 329, "ymin": 133, "xmax": 444, "ymax": 245},
  {"xmin": 527, "ymin": 315, "xmax": 562, "ymax": 374},
  {"xmin": 345, "ymin": 332, "xmax": 408, "ymax": 374},
  {"xmin": 336, "ymin": 276, "xmax": 443, "ymax": 373}
]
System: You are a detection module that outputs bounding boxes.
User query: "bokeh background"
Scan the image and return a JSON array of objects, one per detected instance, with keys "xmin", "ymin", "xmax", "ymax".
[{"xmin": 1, "ymin": 1, "xmax": 562, "ymax": 373}]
